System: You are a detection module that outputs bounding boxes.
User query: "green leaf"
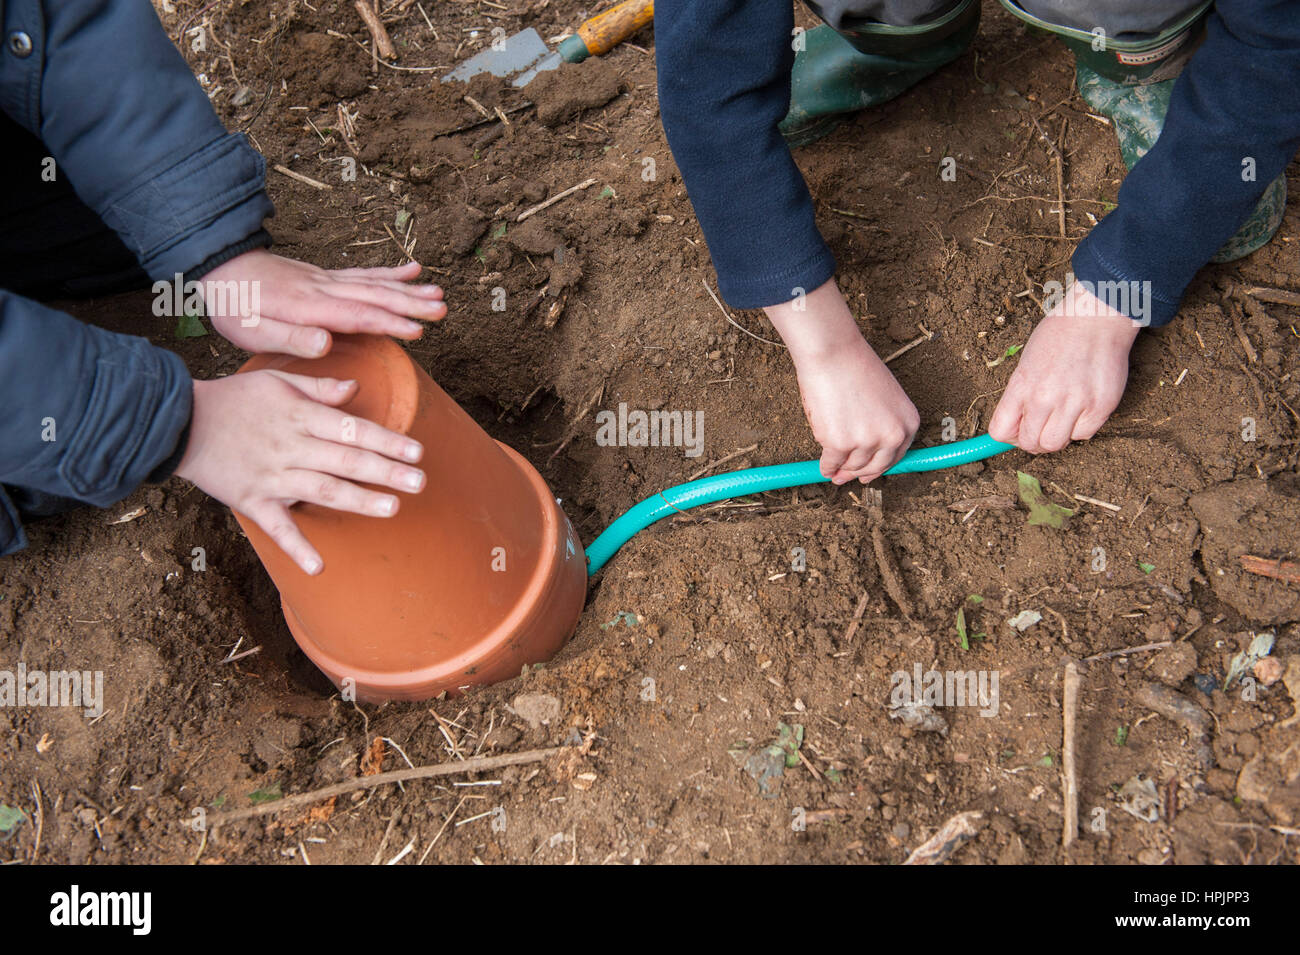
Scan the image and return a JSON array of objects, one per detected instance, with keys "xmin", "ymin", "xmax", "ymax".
[
  {"xmin": 598, "ymin": 185, "xmax": 615, "ymax": 199},
  {"xmin": 1038, "ymin": 754, "xmax": 1054, "ymax": 768},
  {"xmin": 1017, "ymin": 471, "xmax": 1075, "ymax": 529},
  {"xmin": 967, "ymin": 594, "xmax": 984, "ymax": 604},
  {"xmin": 489, "ymin": 220, "xmax": 508, "ymax": 240},
  {"xmin": 956, "ymin": 607, "xmax": 969, "ymax": 651},
  {"xmin": 248, "ymin": 783, "xmax": 282, "ymax": 805},
  {"xmin": 824, "ymin": 767, "xmax": 844, "ymax": 784},
  {"xmin": 776, "ymin": 722, "xmax": 804, "ymax": 769},
  {"xmin": 1114, "ymin": 725, "xmax": 1129, "ymax": 747},
  {"xmin": 174, "ymin": 312, "xmax": 208, "ymax": 339},
  {"xmin": 985, "ymin": 343, "xmax": 1024, "ymax": 368},
  {"xmin": 0, "ymin": 804, "xmax": 26, "ymax": 833},
  {"xmin": 600, "ymin": 611, "xmax": 641, "ymax": 630},
  {"xmin": 394, "ymin": 209, "xmax": 412, "ymax": 232},
  {"xmin": 1137, "ymin": 561, "xmax": 1155, "ymax": 574}
]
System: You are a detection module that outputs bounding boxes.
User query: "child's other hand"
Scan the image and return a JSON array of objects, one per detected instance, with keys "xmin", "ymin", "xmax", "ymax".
[
  {"xmin": 988, "ymin": 282, "xmax": 1141, "ymax": 454},
  {"xmin": 175, "ymin": 371, "xmax": 426, "ymax": 574},
  {"xmin": 766, "ymin": 279, "xmax": 920, "ymax": 484},
  {"xmin": 201, "ymin": 250, "xmax": 446, "ymax": 356}
]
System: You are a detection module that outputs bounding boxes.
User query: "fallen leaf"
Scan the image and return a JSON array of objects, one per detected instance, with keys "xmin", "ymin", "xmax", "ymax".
[
  {"xmin": 0, "ymin": 805, "xmax": 25, "ymax": 833},
  {"xmin": 1017, "ymin": 471, "xmax": 1074, "ymax": 528},
  {"xmin": 361, "ymin": 736, "xmax": 386, "ymax": 776}
]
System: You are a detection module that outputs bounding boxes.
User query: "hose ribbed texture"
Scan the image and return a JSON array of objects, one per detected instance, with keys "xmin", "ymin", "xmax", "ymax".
[{"xmin": 584, "ymin": 434, "xmax": 1013, "ymax": 574}]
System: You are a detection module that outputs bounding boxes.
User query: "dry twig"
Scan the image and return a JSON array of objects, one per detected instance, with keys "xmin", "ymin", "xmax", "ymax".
[{"xmin": 203, "ymin": 748, "xmax": 560, "ymax": 829}]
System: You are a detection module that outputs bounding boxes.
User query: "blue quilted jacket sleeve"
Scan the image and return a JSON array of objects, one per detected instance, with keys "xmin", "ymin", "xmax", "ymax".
[{"xmin": 0, "ymin": 0, "xmax": 275, "ymax": 556}]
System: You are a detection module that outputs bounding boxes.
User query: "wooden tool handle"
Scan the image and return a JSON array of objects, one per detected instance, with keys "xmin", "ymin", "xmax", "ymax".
[{"xmin": 576, "ymin": 0, "xmax": 654, "ymax": 57}]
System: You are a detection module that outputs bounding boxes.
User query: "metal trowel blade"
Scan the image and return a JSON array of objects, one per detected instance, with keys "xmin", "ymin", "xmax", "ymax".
[{"xmin": 441, "ymin": 27, "xmax": 561, "ymax": 88}]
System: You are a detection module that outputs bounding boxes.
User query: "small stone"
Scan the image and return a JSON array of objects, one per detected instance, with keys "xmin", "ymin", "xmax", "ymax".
[
  {"xmin": 509, "ymin": 693, "xmax": 561, "ymax": 729},
  {"xmin": 1254, "ymin": 656, "xmax": 1283, "ymax": 687}
]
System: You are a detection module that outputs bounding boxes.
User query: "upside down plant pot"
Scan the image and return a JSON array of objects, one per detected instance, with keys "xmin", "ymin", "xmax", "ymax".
[{"xmin": 233, "ymin": 334, "xmax": 587, "ymax": 702}]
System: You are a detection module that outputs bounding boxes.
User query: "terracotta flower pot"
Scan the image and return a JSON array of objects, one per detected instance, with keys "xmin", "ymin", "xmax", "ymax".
[{"xmin": 232, "ymin": 334, "xmax": 587, "ymax": 702}]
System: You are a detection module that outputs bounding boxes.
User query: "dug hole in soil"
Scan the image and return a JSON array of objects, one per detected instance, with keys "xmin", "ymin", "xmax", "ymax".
[{"xmin": 2, "ymin": 0, "xmax": 1299, "ymax": 864}]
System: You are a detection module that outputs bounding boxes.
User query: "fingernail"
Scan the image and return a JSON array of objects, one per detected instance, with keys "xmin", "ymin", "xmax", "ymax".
[
  {"xmin": 374, "ymin": 497, "xmax": 398, "ymax": 516},
  {"xmin": 403, "ymin": 441, "xmax": 422, "ymax": 462},
  {"xmin": 304, "ymin": 557, "xmax": 323, "ymax": 575},
  {"xmin": 402, "ymin": 470, "xmax": 424, "ymax": 491},
  {"xmin": 313, "ymin": 331, "xmax": 329, "ymax": 354},
  {"xmin": 336, "ymin": 379, "xmax": 355, "ymax": 395},
  {"xmin": 404, "ymin": 320, "xmax": 423, "ymax": 333}
]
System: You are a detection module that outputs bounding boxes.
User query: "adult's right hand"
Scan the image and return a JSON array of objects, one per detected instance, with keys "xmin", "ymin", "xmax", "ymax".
[{"xmin": 175, "ymin": 371, "xmax": 426, "ymax": 574}]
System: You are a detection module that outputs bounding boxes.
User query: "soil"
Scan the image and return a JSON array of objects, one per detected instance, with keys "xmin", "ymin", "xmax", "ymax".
[{"xmin": 2, "ymin": 0, "xmax": 1299, "ymax": 865}]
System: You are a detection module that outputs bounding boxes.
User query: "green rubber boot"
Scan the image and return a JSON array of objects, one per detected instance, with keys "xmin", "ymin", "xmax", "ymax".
[
  {"xmin": 779, "ymin": 0, "xmax": 980, "ymax": 148},
  {"xmin": 1077, "ymin": 64, "xmax": 1286, "ymax": 263}
]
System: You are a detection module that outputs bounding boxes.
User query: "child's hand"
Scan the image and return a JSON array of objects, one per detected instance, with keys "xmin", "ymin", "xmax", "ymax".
[
  {"xmin": 766, "ymin": 279, "xmax": 920, "ymax": 484},
  {"xmin": 989, "ymin": 282, "xmax": 1141, "ymax": 454},
  {"xmin": 200, "ymin": 250, "xmax": 446, "ymax": 357},
  {"xmin": 175, "ymin": 370, "xmax": 426, "ymax": 574}
]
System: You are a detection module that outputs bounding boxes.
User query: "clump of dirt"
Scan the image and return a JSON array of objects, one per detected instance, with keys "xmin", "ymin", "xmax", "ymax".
[
  {"xmin": 1190, "ymin": 478, "xmax": 1300, "ymax": 625},
  {"xmin": 529, "ymin": 60, "xmax": 625, "ymax": 126},
  {"xmin": 1, "ymin": 0, "xmax": 1298, "ymax": 865}
]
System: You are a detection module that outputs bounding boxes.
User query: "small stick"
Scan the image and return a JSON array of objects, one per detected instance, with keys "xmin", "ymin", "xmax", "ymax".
[
  {"xmin": 1062, "ymin": 661, "xmax": 1080, "ymax": 849},
  {"xmin": 438, "ymin": 103, "xmax": 533, "ymax": 138},
  {"xmin": 1239, "ymin": 554, "xmax": 1300, "ymax": 585},
  {"xmin": 841, "ymin": 592, "xmax": 870, "ymax": 645},
  {"xmin": 370, "ymin": 812, "xmax": 399, "ymax": 865},
  {"xmin": 1054, "ymin": 117, "xmax": 1068, "ymax": 239},
  {"xmin": 354, "ymin": 0, "xmax": 396, "ymax": 59},
  {"xmin": 29, "ymin": 779, "xmax": 44, "ymax": 864},
  {"xmin": 1083, "ymin": 640, "xmax": 1171, "ymax": 662},
  {"xmin": 221, "ymin": 645, "xmax": 262, "ymax": 664},
  {"xmin": 883, "ymin": 325, "xmax": 933, "ymax": 364},
  {"xmin": 947, "ymin": 495, "xmax": 1016, "ymax": 512},
  {"xmin": 701, "ymin": 280, "xmax": 783, "ymax": 347},
  {"xmin": 829, "ymin": 208, "xmax": 890, "ymax": 231},
  {"xmin": 1242, "ymin": 285, "xmax": 1300, "ymax": 308},
  {"xmin": 419, "ymin": 795, "xmax": 467, "ymax": 864},
  {"xmin": 1072, "ymin": 493, "xmax": 1120, "ymax": 512},
  {"xmin": 686, "ymin": 444, "xmax": 759, "ymax": 482},
  {"xmin": 903, "ymin": 811, "xmax": 984, "ymax": 865},
  {"xmin": 203, "ymin": 748, "xmax": 560, "ymax": 829},
  {"xmin": 871, "ymin": 526, "xmax": 914, "ymax": 620},
  {"xmin": 463, "ymin": 94, "xmax": 491, "ymax": 118},
  {"xmin": 273, "ymin": 163, "xmax": 331, "ymax": 191},
  {"xmin": 517, "ymin": 178, "xmax": 597, "ymax": 222}
]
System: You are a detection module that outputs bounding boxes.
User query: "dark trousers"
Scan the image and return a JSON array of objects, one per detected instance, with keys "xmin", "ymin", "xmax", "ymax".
[
  {"xmin": 0, "ymin": 113, "xmax": 147, "ymax": 299},
  {"xmin": 1, "ymin": 113, "xmax": 149, "ymax": 518}
]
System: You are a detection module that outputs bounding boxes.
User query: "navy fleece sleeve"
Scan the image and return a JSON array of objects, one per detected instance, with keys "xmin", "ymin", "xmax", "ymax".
[
  {"xmin": 1073, "ymin": 0, "xmax": 1300, "ymax": 327},
  {"xmin": 656, "ymin": 0, "xmax": 836, "ymax": 309}
]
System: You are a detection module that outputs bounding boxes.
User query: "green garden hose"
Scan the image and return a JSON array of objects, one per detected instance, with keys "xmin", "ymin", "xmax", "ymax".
[{"xmin": 584, "ymin": 433, "xmax": 1013, "ymax": 574}]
